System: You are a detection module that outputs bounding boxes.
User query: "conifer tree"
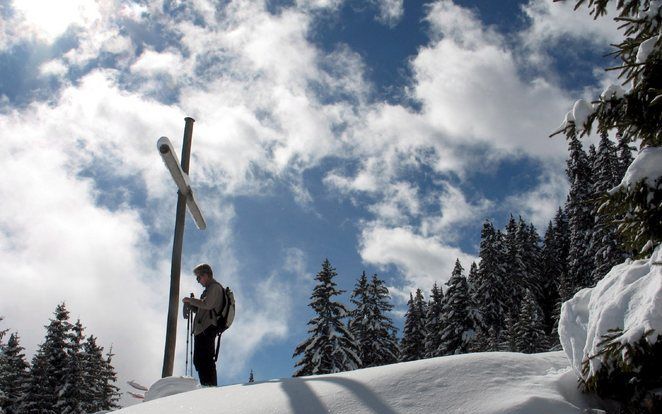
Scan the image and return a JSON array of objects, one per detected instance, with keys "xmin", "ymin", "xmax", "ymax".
[
  {"xmin": 58, "ymin": 320, "xmax": 86, "ymax": 414},
  {"xmin": 565, "ymin": 135, "xmax": 595, "ymax": 292},
  {"xmin": 349, "ymin": 272, "xmax": 370, "ymax": 368},
  {"xmin": 293, "ymin": 259, "xmax": 360, "ymax": 376},
  {"xmin": 349, "ymin": 272, "xmax": 399, "ymax": 367},
  {"xmin": 424, "ymin": 282, "xmax": 445, "ymax": 358},
  {"xmin": 590, "ymin": 132, "xmax": 625, "ymax": 284},
  {"xmin": 81, "ymin": 335, "xmax": 105, "ymax": 414},
  {"xmin": 503, "ymin": 216, "xmax": 526, "ymax": 318},
  {"xmin": 553, "ymin": 2, "xmax": 661, "ymax": 411},
  {"xmin": 22, "ymin": 303, "xmax": 72, "ymax": 414},
  {"xmin": 514, "ymin": 290, "xmax": 548, "ymax": 354},
  {"xmin": 400, "ymin": 289, "xmax": 427, "ymax": 361},
  {"xmin": 99, "ymin": 347, "xmax": 121, "ymax": 411},
  {"xmin": 438, "ymin": 260, "xmax": 477, "ymax": 355},
  {"xmin": 0, "ymin": 333, "xmax": 30, "ymax": 414},
  {"xmin": 473, "ymin": 220, "xmax": 509, "ymax": 347}
]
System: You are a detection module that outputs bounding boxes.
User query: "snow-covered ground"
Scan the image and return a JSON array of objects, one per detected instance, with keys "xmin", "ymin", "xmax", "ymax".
[{"xmin": 116, "ymin": 351, "xmax": 599, "ymax": 414}]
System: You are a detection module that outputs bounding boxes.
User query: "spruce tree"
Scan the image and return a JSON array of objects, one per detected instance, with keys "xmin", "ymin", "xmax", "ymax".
[
  {"xmin": 424, "ymin": 282, "xmax": 445, "ymax": 358},
  {"xmin": 22, "ymin": 303, "xmax": 72, "ymax": 414},
  {"xmin": 565, "ymin": 135, "xmax": 595, "ymax": 292},
  {"xmin": 0, "ymin": 333, "xmax": 30, "ymax": 414},
  {"xmin": 503, "ymin": 215, "xmax": 526, "ymax": 319},
  {"xmin": 514, "ymin": 290, "xmax": 548, "ymax": 354},
  {"xmin": 590, "ymin": 132, "xmax": 625, "ymax": 284},
  {"xmin": 438, "ymin": 260, "xmax": 477, "ymax": 355},
  {"xmin": 348, "ymin": 271, "xmax": 370, "ymax": 368},
  {"xmin": 99, "ymin": 347, "xmax": 121, "ymax": 411},
  {"xmin": 81, "ymin": 335, "xmax": 105, "ymax": 413},
  {"xmin": 473, "ymin": 220, "xmax": 509, "ymax": 348},
  {"xmin": 58, "ymin": 320, "xmax": 86, "ymax": 414},
  {"xmin": 400, "ymin": 289, "xmax": 427, "ymax": 361},
  {"xmin": 349, "ymin": 272, "xmax": 399, "ymax": 367},
  {"xmin": 293, "ymin": 259, "xmax": 360, "ymax": 376},
  {"xmin": 553, "ymin": 2, "xmax": 662, "ymax": 411}
]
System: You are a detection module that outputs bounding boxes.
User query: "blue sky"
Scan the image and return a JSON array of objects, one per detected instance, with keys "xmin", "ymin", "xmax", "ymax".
[{"xmin": 0, "ymin": 0, "xmax": 622, "ymax": 405}]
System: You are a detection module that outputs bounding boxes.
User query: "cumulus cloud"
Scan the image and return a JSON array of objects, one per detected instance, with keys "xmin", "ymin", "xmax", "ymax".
[{"xmin": 359, "ymin": 225, "xmax": 478, "ymax": 296}]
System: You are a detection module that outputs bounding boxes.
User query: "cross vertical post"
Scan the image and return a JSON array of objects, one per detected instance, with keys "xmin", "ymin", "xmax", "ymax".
[{"xmin": 161, "ymin": 117, "xmax": 197, "ymax": 378}]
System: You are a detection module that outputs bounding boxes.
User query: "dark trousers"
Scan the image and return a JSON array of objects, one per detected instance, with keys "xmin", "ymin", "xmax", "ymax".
[{"xmin": 193, "ymin": 326, "xmax": 217, "ymax": 386}]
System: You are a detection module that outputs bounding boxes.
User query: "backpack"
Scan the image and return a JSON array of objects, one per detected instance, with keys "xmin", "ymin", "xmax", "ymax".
[
  {"xmin": 211, "ymin": 282, "xmax": 235, "ymax": 362},
  {"xmin": 217, "ymin": 284, "xmax": 235, "ymax": 332}
]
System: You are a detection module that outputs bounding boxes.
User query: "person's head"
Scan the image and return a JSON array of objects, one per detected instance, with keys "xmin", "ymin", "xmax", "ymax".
[{"xmin": 193, "ymin": 263, "xmax": 213, "ymax": 287}]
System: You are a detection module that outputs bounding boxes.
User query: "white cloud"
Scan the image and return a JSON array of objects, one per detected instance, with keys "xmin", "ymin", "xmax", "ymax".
[
  {"xmin": 420, "ymin": 183, "xmax": 494, "ymax": 241},
  {"xmin": 359, "ymin": 225, "xmax": 477, "ymax": 293},
  {"xmin": 10, "ymin": 0, "xmax": 101, "ymax": 44},
  {"xmin": 373, "ymin": 0, "xmax": 404, "ymax": 27},
  {"xmin": 39, "ymin": 59, "xmax": 69, "ymax": 78},
  {"xmin": 131, "ymin": 49, "xmax": 188, "ymax": 77}
]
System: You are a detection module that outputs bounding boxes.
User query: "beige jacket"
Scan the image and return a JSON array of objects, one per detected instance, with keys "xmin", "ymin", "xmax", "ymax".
[{"xmin": 189, "ymin": 279, "xmax": 224, "ymax": 336}]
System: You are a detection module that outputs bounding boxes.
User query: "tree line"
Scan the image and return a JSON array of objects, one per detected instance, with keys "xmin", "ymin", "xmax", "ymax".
[
  {"xmin": 0, "ymin": 304, "xmax": 121, "ymax": 414},
  {"xmin": 292, "ymin": 129, "xmax": 633, "ymax": 375}
]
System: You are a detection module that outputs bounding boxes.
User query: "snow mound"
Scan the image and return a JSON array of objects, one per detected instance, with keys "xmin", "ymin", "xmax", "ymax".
[
  {"xmin": 600, "ymin": 84, "xmax": 625, "ymax": 101},
  {"xmin": 116, "ymin": 352, "xmax": 597, "ymax": 414},
  {"xmin": 612, "ymin": 146, "xmax": 662, "ymax": 192},
  {"xmin": 143, "ymin": 377, "xmax": 199, "ymax": 402},
  {"xmin": 558, "ymin": 245, "xmax": 662, "ymax": 380},
  {"xmin": 572, "ymin": 99, "xmax": 594, "ymax": 130}
]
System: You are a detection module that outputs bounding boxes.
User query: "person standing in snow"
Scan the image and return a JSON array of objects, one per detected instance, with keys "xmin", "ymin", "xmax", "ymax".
[{"xmin": 182, "ymin": 263, "xmax": 224, "ymax": 386}]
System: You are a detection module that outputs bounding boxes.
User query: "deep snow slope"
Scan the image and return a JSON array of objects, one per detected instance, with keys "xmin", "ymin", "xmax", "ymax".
[{"xmin": 117, "ymin": 351, "xmax": 597, "ymax": 414}]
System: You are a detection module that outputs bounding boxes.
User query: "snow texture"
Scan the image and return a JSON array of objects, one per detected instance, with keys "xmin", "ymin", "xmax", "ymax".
[
  {"xmin": 636, "ymin": 36, "xmax": 658, "ymax": 64},
  {"xmin": 115, "ymin": 352, "xmax": 596, "ymax": 413},
  {"xmin": 572, "ymin": 99, "xmax": 594, "ymax": 131},
  {"xmin": 143, "ymin": 377, "xmax": 198, "ymax": 402},
  {"xmin": 558, "ymin": 245, "xmax": 662, "ymax": 379},
  {"xmin": 610, "ymin": 146, "xmax": 662, "ymax": 193},
  {"xmin": 600, "ymin": 84, "xmax": 625, "ymax": 101}
]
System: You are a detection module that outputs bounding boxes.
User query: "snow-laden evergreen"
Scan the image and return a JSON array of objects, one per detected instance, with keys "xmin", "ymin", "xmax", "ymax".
[
  {"xmin": 565, "ymin": 135, "xmax": 595, "ymax": 293},
  {"xmin": 399, "ymin": 289, "xmax": 427, "ymax": 361},
  {"xmin": 589, "ymin": 133, "xmax": 625, "ymax": 284},
  {"xmin": 473, "ymin": 220, "xmax": 509, "ymax": 349},
  {"xmin": 58, "ymin": 320, "xmax": 86, "ymax": 414},
  {"xmin": 0, "ymin": 333, "xmax": 30, "ymax": 414},
  {"xmin": 503, "ymin": 216, "xmax": 526, "ymax": 319},
  {"xmin": 423, "ymin": 282, "xmax": 445, "ymax": 358},
  {"xmin": 349, "ymin": 272, "xmax": 399, "ymax": 368},
  {"xmin": 513, "ymin": 290, "xmax": 548, "ymax": 354},
  {"xmin": 293, "ymin": 259, "xmax": 361, "ymax": 376},
  {"xmin": 21, "ymin": 303, "xmax": 72, "ymax": 413},
  {"xmin": 438, "ymin": 260, "xmax": 477, "ymax": 355}
]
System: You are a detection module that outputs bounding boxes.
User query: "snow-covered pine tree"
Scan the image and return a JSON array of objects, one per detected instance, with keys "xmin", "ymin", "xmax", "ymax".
[
  {"xmin": 81, "ymin": 335, "xmax": 105, "ymax": 413},
  {"xmin": 99, "ymin": 347, "xmax": 121, "ymax": 410},
  {"xmin": 57, "ymin": 320, "xmax": 86, "ymax": 414},
  {"xmin": 473, "ymin": 220, "xmax": 509, "ymax": 349},
  {"xmin": 348, "ymin": 271, "xmax": 370, "ymax": 368},
  {"xmin": 424, "ymin": 282, "xmax": 445, "ymax": 358},
  {"xmin": 513, "ymin": 290, "xmax": 548, "ymax": 354},
  {"xmin": 400, "ymin": 289, "xmax": 427, "ymax": 361},
  {"xmin": 521, "ymin": 220, "xmax": 544, "ymax": 311},
  {"xmin": 366, "ymin": 274, "xmax": 399, "ymax": 366},
  {"xmin": 21, "ymin": 303, "xmax": 72, "ymax": 414},
  {"xmin": 589, "ymin": 132, "xmax": 625, "ymax": 284},
  {"xmin": 540, "ymin": 219, "xmax": 562, "ymax": 342},
  {"xmin": 565, "ymin": 135, "xmax": 595, "ymax": 292},
  {"xmin": 293, "ymin": 259, "xmax": 360, "ymax": 376},
  {"xmin": 0, "ymin": 333, "xmax": 30, "ymax": 414},
  {"xmin": 503, "ymin": 215, "xmax": 526, "ymax": 319},
  {"xmin": 349, "ymin": 272, "xmax": 398, "ymax": 367},
  {"xmin": 438, "ymin": 260, "xmax": 477, "ymax": 355},
  {"xmin": 615, "ymin": 131, "xmax": 633, "ymax": 182},
  {"xmin": 553, "ymin": 1, "xmax": 662, "ymax": 411}
]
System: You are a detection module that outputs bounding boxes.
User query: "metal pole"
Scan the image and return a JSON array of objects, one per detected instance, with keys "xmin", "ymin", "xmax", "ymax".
[{"xmin": 162, "ymin": 117, "xmax": 195, "ymax": 378}]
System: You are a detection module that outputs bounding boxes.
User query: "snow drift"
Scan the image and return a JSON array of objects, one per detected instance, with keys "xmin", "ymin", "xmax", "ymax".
[
  {"xmin": 558, "ymin": 245, "xmax": 662, "ymax": 380},
  {"xmin": 116, "ymin": 351, "xmax": 597, "ymax": 414}
]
